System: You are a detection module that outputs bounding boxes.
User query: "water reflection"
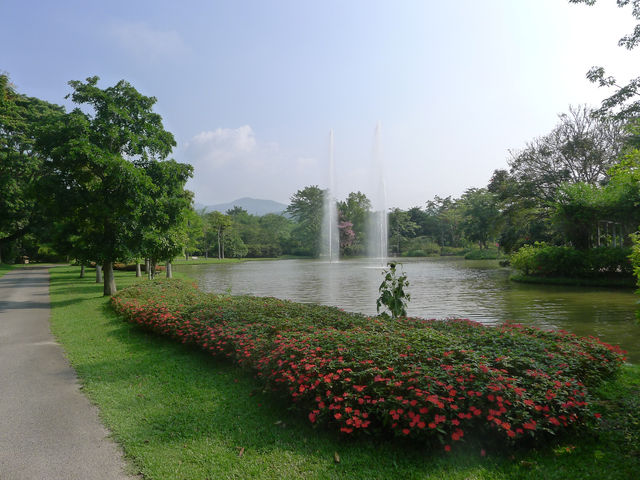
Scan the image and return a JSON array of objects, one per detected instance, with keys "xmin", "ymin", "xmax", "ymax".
[{"xmin": 176, "ymin": 258, "xmax": 640, "ymax": 362}]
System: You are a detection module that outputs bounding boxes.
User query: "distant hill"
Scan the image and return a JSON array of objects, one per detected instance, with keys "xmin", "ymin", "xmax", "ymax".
[{"xmin": 195, "ymin": 197, "xmax": 288, "ymax": 216}]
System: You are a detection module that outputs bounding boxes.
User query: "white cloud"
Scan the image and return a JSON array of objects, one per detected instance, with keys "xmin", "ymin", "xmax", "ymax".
[
  {"xmin": 182, "ymin": 126, "xmax": 324, "ymax": 205},
  {"xmin": 184, "ymin": 125, "xmax": 256, "ymax": 168},
  {"xmin": 109, "ymin": 22, "xmax": 188, "ymax": 61}
]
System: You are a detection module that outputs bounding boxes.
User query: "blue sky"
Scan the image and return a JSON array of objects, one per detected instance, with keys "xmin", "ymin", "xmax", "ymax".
[{"xmin": 3, "ymin": 1, "xmax": 637, "ymax": 208}]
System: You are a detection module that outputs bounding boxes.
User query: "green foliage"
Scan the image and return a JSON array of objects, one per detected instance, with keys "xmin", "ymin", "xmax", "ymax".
[
  {"xmin": 569, "ymin": 1, "xmax": 640, "ymax": 119},
  {"xmin": 47, "ymin": 267, "xmax": 640, "ymax": 478},
  {"xmin": 112, "ymin": 278, "xmax": 626, "ymax": 452},
  {"xmin": 376, "ymin": 262, "xmax": 411, "ymax": 318},
  {"xmin": 285, "ymin": 185, "xmax": 324, "ymax": 257},
  {"xmin": 35, "ymin": 76, "xmax": 192, "ymax": 294},
  {"xmin": 0, "ymin": 74, "xmax": 65, "ymax": 260},
  {"xmin": 510, "ymin": 243, "xmax": 633, "ymax": 278},
  {"xmin": 337, "ymin": 191, "xmax": 371, "ymax": 255},
  {"xmin": 402, "ymin": 236, "xmax": 441, "ymax": 257},
  {"xmin": 630, "ymin": 233, "xmax": 640, "ymax": 299},
  {"xmin": 388, "ymin": 208, "xmax": 419, "ymax": 256},
  {"xmin": 458, "ymin": 188, "xmax": 501, "ymax": 249},
  {"xmin": 464, "ymin": 248, "xmax": 502, "ymax": 260}
]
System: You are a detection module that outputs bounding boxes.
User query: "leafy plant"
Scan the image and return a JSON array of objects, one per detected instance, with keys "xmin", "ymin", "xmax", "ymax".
[
  {"xmin": 111, "ymin": 278, "xmax": 626, "ymax": 452},
  {"xmin": 510, "ymin": 243, "xmax": 632, "ymax": 278},
  {"xmin": 376, "ymin": 262, "xmax": 411, "ymax": 318}
]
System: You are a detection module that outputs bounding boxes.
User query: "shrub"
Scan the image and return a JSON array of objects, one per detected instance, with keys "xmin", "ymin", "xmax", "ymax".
[
  {"xmin": 440, "ymin": 246, "xmax": 468, "ymax": 257},
  {"xmin": 111, "ymin": 279, "xmax": 625, "ymax": 451},
  {"xmin": 402, "ymin": 237, "xmax": 441, "ymax": 257},
  {"xmin": 510, "ymin": 243, "xmax": 632, "ymax": 278},
  {"xmin": 464, "ymin": 248, "xmax": 502, "ymax": 260}
]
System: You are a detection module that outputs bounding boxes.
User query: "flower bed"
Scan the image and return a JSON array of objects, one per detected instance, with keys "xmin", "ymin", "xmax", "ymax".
[{"xmin": 111, "ymin": 279, "xmax": 625, "ymax": 450}]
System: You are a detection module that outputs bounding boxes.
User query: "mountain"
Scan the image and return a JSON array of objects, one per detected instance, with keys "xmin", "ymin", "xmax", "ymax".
[{"xmin": 195, "ymin": 197, "xmax": 288, "ymax": 216}]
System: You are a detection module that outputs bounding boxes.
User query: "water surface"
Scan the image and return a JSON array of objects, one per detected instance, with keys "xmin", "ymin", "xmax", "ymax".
[{"xmin": 176, "ymin": 258, "xmax": 640, "ymax": 362}]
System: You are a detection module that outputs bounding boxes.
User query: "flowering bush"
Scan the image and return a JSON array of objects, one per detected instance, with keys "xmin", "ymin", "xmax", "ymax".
[{"xmin": 111, "ymin": 279, "xmax": 626, "ymax": 450}]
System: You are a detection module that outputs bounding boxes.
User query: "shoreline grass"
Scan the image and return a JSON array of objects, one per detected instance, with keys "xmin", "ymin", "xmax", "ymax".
[
  {"xmin": 0, "ymin": 263, "xmax": 17, "ymax": 278},
  {"xmin": 48, "ymin": 266, "xmax": 640, "ymax": 479}
]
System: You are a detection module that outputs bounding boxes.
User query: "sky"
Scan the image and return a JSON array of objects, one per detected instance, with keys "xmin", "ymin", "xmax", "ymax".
[{"xmin": 2, "ymin": 0, "xmax": 638, "ymax": 209}]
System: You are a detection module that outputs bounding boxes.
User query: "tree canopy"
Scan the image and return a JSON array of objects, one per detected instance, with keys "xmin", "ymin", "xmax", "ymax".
[{"xmin": 36, "ymin": 76, "xmax": 192, "ymax": 295}]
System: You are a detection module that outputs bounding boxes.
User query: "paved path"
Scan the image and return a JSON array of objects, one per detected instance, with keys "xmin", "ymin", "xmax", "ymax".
[{"xmin": 0, "ymin": 266, "xmax": 134, "ymax": 480}]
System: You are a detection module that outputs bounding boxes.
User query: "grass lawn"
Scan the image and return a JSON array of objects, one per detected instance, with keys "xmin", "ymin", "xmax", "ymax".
[
  {"xmin": 48, "ymin": 265, "xmax": 640, "ymax": 479},
  {"xmin": 0, "ymin": 263, "xmax": 17, "ymax": 278}
]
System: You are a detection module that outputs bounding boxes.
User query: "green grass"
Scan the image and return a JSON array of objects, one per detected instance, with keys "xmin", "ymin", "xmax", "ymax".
[
  {"xmin": 48, "ymin": 265, "xmax": 640, "ymax": 479},
  {"xmin": 0, "ymin": 263, "xmax": 17, "ymax": 278},
  {"xmin": 510, "ymin": 273, "xmax": 636, "ymax": 289}
]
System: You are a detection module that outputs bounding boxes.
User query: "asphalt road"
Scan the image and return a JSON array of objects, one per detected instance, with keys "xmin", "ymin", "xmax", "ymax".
[{"xmin": 0, "ymin": 266, "xmax": 135, "ymax": 480}]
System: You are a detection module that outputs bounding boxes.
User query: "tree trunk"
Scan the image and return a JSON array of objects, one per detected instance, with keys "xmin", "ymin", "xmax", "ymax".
[
  {"xmin": 151, "ymin": 260, "xmax": 157, "ymax": 279},
  {"xmin": 146, "ymin": 258, "xmax": 151, "ymax": 280},
  {"xmin": 166, "ymin": 261, "xmax": 173, "ymax": 278},
  {"xmin": 103, "ymin": 262, "xmax": 117, "ymax": 296},
  {"xmin": 80, "ymin": 264, "xmax": 85, "ymax": 278},
  {"xmin": 96, "ymin": 265, "xmax": 103, "ymax": 283},
  {"xmin": 135, "ymin": 262, "xmax": 141, "ymax": 277}
]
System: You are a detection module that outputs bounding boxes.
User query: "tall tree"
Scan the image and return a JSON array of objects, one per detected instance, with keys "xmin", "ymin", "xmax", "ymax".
[
  {"xmin": 38, "ymin": 76, "xmax": 180, "ymax": 295},
  {"xmin": 337, "ymin": 191, "xmax": 371, "ymax": 255},
  {"xmin": 0, "ymin": 74, "xmax": 64, "ymax": 262},
  {"xmin": 508, "ymin": 105, "xmax": 625, "ymax": 202},
  {"xmin": 458, "ymin": 188, "xmax": 501, "ymax": 249},
  {"xmin": 206, "ymin": 211, "xmax": 232, "ymax": 259},
  {"xmin": 388, "ymin": 208, "xmax": 418, "ymax": 256},
  {"xmin": 286, "ymin": 185, "xmax": 324, "ymax": 257},
  {"xmin": 140, "ymin": 159, "xmax": 193, "ymax": 276},
  {"xmin": 569, "ymin": 0, "xmax": 640, "ymax": 119}
]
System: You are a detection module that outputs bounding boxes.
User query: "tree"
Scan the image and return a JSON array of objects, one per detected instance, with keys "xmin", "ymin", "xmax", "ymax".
[
  {"xmin": 206, "ymin": 211, "xmax": 232, "ymax": 259},
  {"xmin": 508, "ymin": 105, "xmax": 625, "ymax": 202},
  {"xmin": 424, "ymin": 196, "xmax": 464, "ymax": 247},
  {"xmin": 184, "ymin": 208, "xmax": 204, "ymax": 258},
  {"xmin": 337, "ymin": 191, "xmax": 371, "ymax": 255},
  {"xmin": 488, "ymin": 169, "xmax": 555, "ymax": 252},
  {"xmin": 140, "ymin": 159, "xmax": 193, "ymax": 276},
  {"xmin": 569, "ymin": 0, "xmax": 640, "ymax": 119},
  {"xmin": 286, "ymin": 185, "xmax": 324, "ymax": 257},
  {"xmin": 0, "ymin": 74, "xmax": 64, "ymax": 262},
  {"xmin": 388, "ymin": 208, "xmax": 419, "ymax": 256},
  {"xmin": 37, "ymin": 76, "xmax": 180, "ymax": 295},
  {"xmin": 458, "ymin": 188, "xmax": 501, "ymax": 249}
]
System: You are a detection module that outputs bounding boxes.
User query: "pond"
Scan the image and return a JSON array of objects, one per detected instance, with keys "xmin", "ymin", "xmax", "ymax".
[{"xmin": 175, "ymin": 257, "xmax": 640, "ymax": 363}]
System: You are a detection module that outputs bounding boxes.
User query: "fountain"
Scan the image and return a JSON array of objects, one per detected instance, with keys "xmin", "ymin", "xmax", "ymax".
[
  {"xmin": 321, "ymin": 129, "xmax": 340, "ymax": 262},
  {"xmin": 367, "ymin": 122, "xmax": 388, "ymax": 264}
]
